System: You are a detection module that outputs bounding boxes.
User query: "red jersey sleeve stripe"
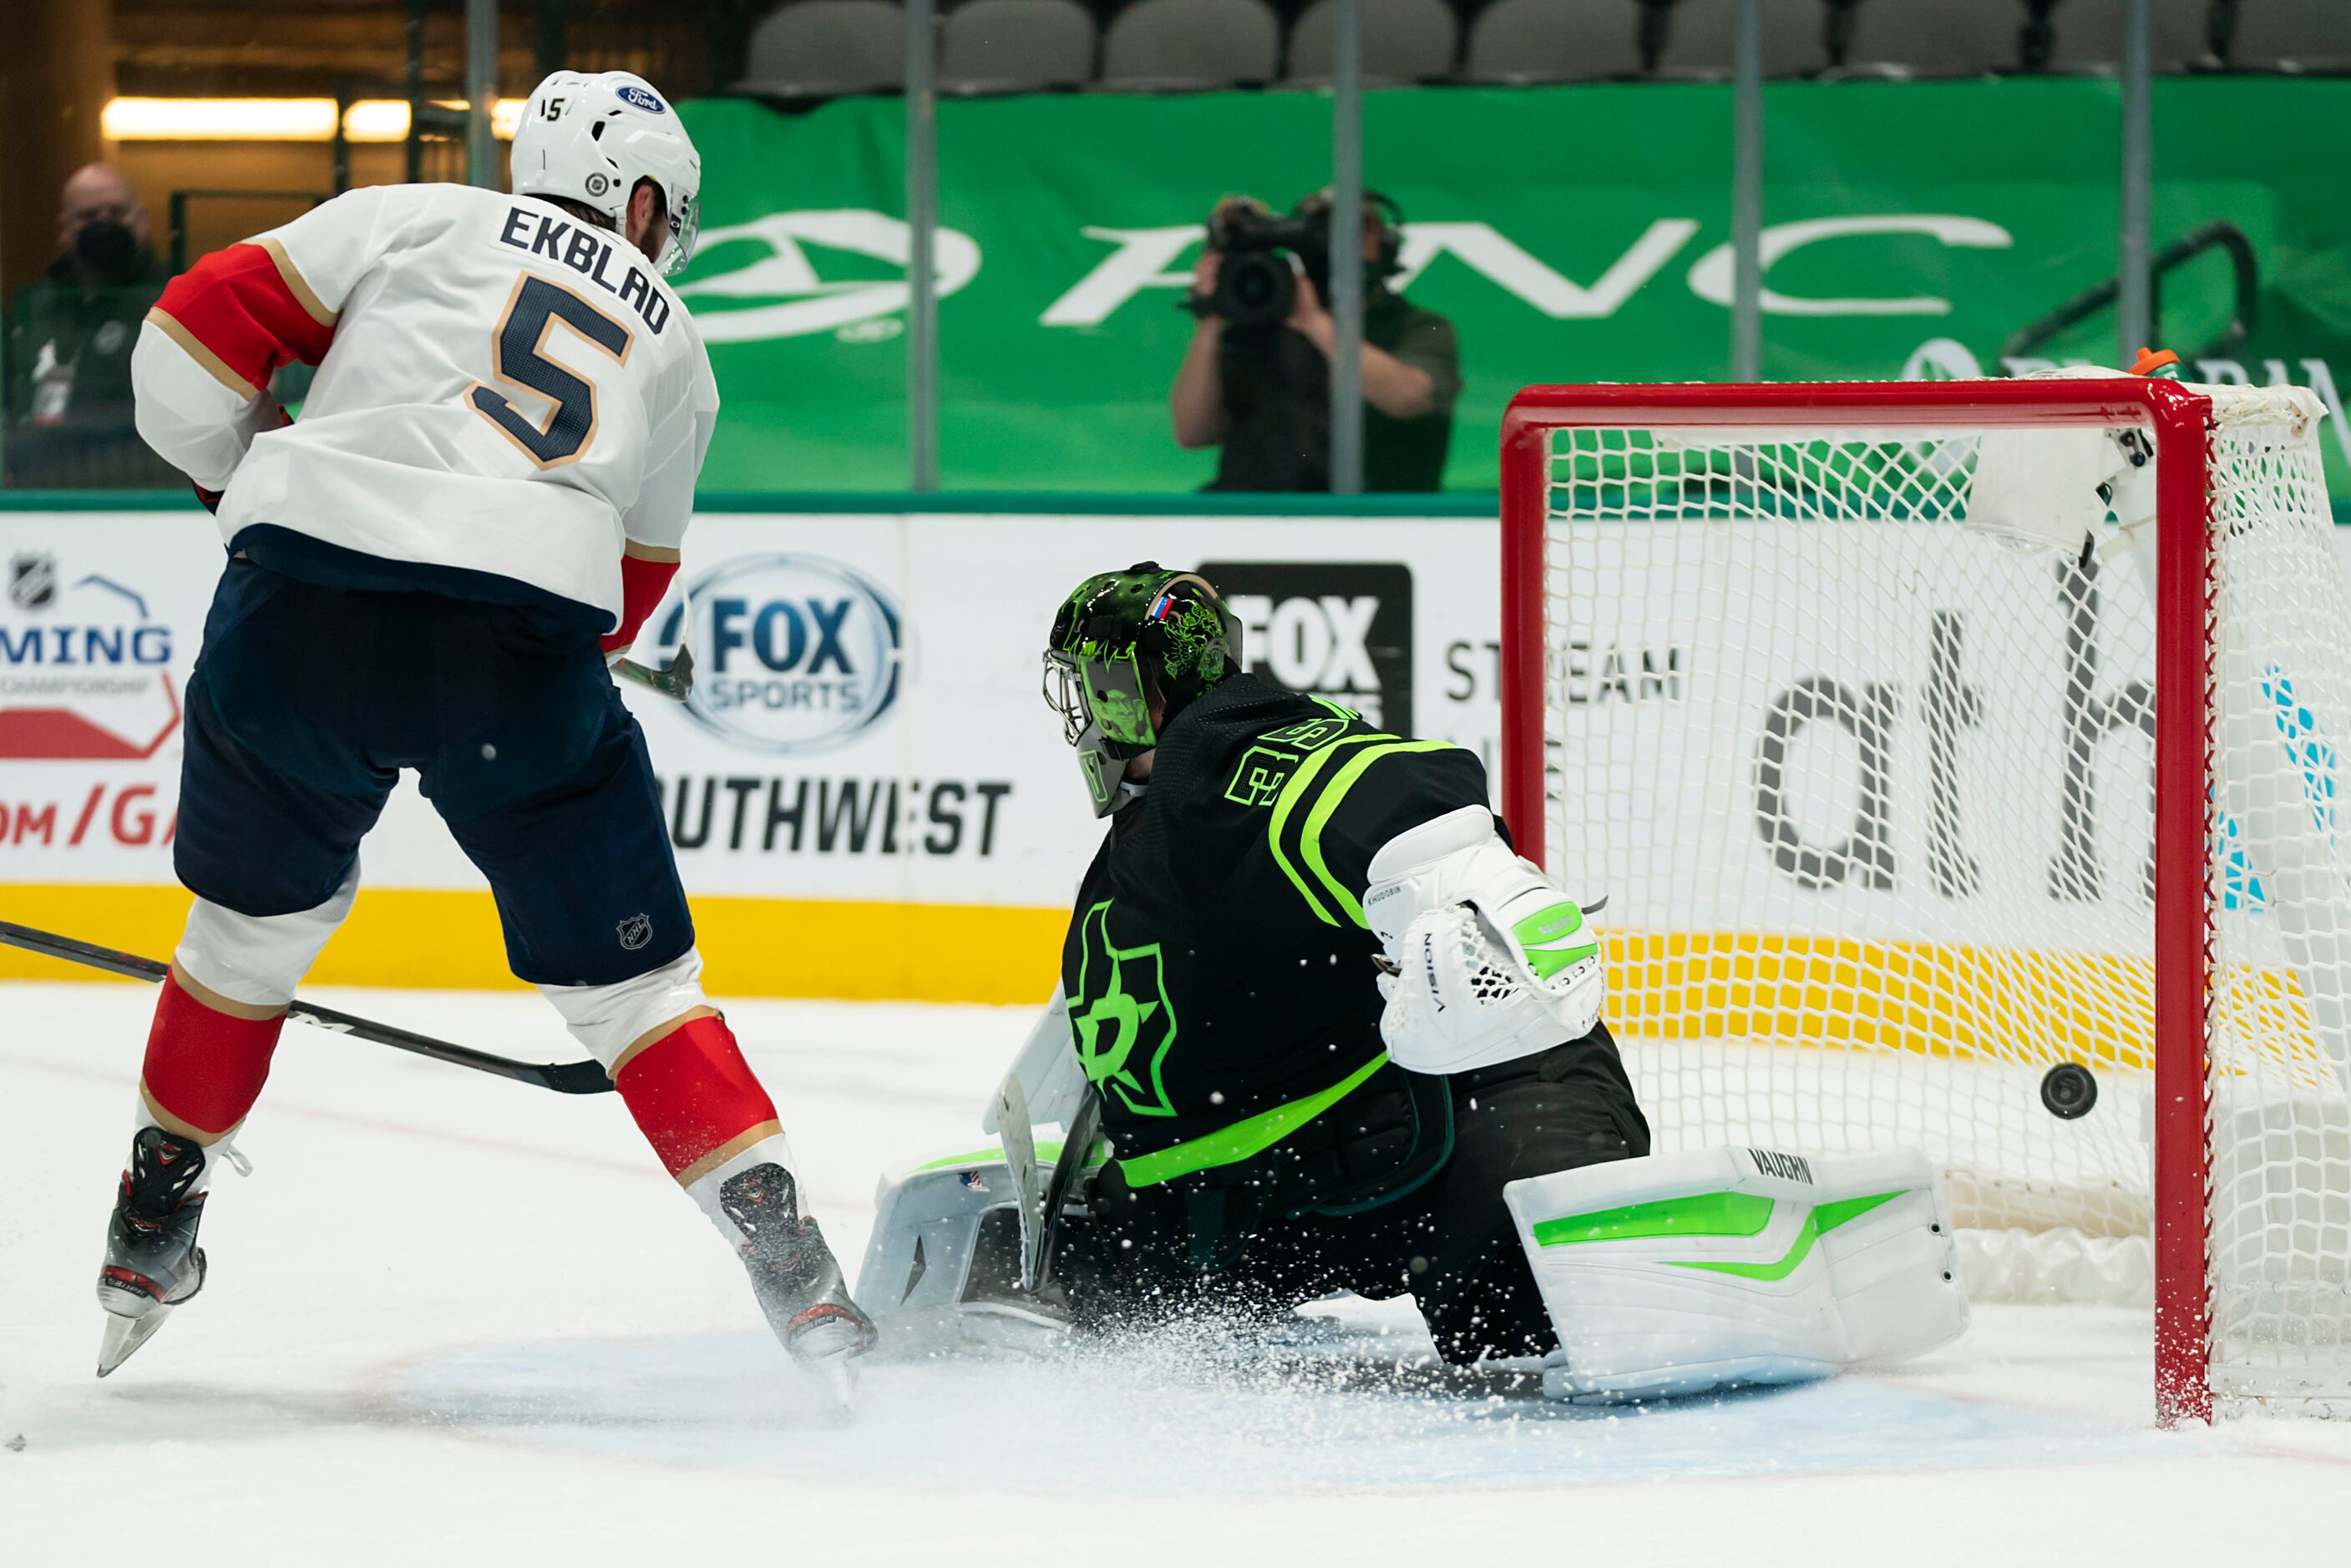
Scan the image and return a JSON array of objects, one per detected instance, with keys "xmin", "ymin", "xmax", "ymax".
[{"xmin": 150, "ymin": 241, "xmax": 337, "ymax": 397}]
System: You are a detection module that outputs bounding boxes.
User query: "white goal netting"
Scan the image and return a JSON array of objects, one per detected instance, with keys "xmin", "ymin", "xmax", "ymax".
[{"xmin": 1532, "ymin": 383, "xmax": 2351, "ymax": 1410}]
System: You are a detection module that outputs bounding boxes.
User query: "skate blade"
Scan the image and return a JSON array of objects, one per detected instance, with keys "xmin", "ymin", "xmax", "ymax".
[
  {"xmin": 96, "ymin": 1306, "xmax": 170, "ymax": 1378},
  {"xmin": 813, "ymin": 1357, "xmax": 858, "ymax": 1420}
]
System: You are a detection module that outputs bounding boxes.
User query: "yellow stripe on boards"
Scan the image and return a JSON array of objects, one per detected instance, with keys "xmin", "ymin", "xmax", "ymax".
[
  {"xmin": 0, "ymin": 884, "xmax": 1067, "ymax": 1004},
  {"xmin": 3, "ymin": 891, "xmax": 2323, "ymax": 1073}
]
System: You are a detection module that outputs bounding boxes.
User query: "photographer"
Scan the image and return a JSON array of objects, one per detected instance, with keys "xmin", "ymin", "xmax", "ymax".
[{"xmin": 1171, "ymin": 190, "xmax": 1459, "ymax": 493}]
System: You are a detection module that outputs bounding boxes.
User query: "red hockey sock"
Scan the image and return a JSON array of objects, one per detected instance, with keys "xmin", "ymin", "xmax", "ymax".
[
  {"xmin": 139, "ymin": 972, "xmax": 286, "ymax": 1141},
  {"xmin": 612, "ymin": 1014, "xmax": 782, "ymax": 1183}
]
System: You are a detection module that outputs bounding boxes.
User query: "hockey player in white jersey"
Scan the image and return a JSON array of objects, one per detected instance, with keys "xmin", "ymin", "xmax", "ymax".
[{"xmin": 98, "ymin": 69, "xmax": 875, "ymax": 1388}]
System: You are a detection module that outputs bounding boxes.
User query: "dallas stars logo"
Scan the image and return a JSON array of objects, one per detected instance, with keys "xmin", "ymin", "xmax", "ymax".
[{"xmin": 1069, "ymin": 900, "xmax": 1178, "ymax": 1118}]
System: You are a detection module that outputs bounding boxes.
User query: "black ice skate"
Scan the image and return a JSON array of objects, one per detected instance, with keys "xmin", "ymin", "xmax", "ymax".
[
  {"xmin": 719, "ymin": 1163, "xmax": 876, "ymax": 1403},
  {"xmin": 94, "ymin": 1127, "xmax": 210, "ymax": 1377}
]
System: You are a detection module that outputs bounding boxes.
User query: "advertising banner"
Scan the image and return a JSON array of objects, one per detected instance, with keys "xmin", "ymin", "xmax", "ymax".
[
  {"xmin": 8, "ymin": 503, "xmax": 2349, "ymax": 1004},
  {"xmin": 0, "ymin": 510, "xmax": 1507, "ymax": 999},
  {"xmin": 671, "ymin": 78, "xmax": 2351, "ymax": 500}
]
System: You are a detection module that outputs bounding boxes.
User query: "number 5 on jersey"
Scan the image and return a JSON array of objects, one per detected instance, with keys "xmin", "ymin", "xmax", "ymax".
[{"xmin": 469, "ymin": 274, "xmax": 632, "ymax": 468}]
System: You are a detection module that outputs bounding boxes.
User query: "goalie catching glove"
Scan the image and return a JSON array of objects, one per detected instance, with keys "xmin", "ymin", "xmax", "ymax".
[{"xmin": 1364, "ymin": 805, "xmax": 1605, "ymax": 1075}]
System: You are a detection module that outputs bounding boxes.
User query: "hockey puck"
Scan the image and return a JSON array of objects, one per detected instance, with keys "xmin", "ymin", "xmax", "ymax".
[{"xmin": 2039, "ymin": 1061, "xmax": 2099, "ymax": 1120}]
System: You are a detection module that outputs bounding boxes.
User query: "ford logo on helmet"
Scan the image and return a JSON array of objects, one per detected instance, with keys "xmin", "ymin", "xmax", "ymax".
[
  {"xmin": 616, "ymin": 84, "xmax": 667, "ymax": 114},
  {"xmin": 651, "ymin": 554, "xmax": 905, "ymax": 755}
]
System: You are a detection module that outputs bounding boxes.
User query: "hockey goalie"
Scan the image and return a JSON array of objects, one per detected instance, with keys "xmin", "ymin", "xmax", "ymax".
[{"xmin": 859, "ymin": 564, "xmax": 1969, "ymax": 1399}]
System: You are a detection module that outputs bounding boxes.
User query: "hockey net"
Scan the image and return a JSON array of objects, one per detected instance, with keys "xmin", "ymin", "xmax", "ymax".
[{"xmin": 1499, "ymin": 378, "xmax": 2351, "ymax": 1420}]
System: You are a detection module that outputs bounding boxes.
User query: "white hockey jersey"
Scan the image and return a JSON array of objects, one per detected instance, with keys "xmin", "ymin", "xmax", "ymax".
[{"xmin": 131, "ymin": 181, "xmax": 718, "ymax": 642}]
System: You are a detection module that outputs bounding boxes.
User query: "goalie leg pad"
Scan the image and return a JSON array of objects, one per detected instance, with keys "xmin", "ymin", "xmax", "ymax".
[
  {"xmin": 856, "ymin": 1140, "xmax": 1106, "ymax": 1353},
  {"xmin": 1507, "ymin": 1147, "xmax": 1847, "ymax": 1401},
  {"xmin": 1505, "ymin": 1145, "xmax": 1966, "ymax": 1402},
  {"xmin": 1811, "ymin": 1148, "xmax": 1971, "ymax": 1367}
]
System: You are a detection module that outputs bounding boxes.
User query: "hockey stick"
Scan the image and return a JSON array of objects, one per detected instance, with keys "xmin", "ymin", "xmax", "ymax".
[
  {"xmin": 613, "ymin": 586, "xmax": 698, "ymax": 703},
  {"xmin": 1029, "ymin": 1083, "xmax": 1102, "ymax": 1294},
  {"xmin": 0, "ymin": 921, "xmax": 614, "ymax": 1095},
  {"xmin": 614, "ymin": 641, "xmax": 693, "ymax": 702},
  {"xmin": 991, "ymin": 1072, "xmax": 1048, "ymax": 1291}
]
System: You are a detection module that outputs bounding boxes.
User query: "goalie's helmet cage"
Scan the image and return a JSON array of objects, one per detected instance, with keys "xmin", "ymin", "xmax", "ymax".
[
  {"xmin": 1497, "ymin": 377, "xmax": 2351, "ymax": 1424},
  {"xmin": 510, "ymin": 69, "xmax": 702, "ymax": 276},
  {"xmin": 1043, "ymin": 564, "xmax": 1242, "ymax": 816}
]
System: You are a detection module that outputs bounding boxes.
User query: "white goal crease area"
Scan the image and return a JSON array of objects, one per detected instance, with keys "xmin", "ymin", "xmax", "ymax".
[{"xmin": 1497, "ymin": 377, "xmax": 2351, "ymax": 1423}]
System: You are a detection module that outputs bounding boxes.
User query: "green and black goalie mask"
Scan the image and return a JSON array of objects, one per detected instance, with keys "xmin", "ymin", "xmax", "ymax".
[{"xmin": 1043, "ymin": 564, "xmax": 1242, "ymax": 816}]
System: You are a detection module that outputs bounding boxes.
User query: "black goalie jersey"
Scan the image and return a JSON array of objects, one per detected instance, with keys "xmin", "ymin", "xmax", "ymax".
[{"xmin": 1059, "ymin": 674, "xmax": 1495, "ymax": 1212}]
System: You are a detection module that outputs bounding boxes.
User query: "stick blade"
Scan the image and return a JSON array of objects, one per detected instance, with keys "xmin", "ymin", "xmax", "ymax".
[
  {"xmin": 992, "ymin": 1074, "xmax": 1045, "ymax": 1292},
  {"xmin": 1034, "ymin": 1086, "xmax": 1102, "ymax": 1282}
]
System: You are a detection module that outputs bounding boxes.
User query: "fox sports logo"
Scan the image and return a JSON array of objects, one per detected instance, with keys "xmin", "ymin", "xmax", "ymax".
[{"xmin": 658, "ymin": 554, "xmax": 904, "ymax": 754}]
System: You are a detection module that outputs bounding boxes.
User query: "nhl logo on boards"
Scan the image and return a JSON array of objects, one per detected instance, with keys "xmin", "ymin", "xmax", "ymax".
[
  {"xmin": 0, "ymin": 555, "xmax": 179, "ymax": 761},
  {"xmin": 616, "ymin": 913, "xmax": 652, "ymax": 951},
  {"xmin": 9, "ymin": 554, "xmax": 55, "ymax": 611}
]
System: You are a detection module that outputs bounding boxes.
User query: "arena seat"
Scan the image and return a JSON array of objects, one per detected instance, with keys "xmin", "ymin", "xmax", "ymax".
[
  {"xmin": 2230, "ymin": 0, "xmax": 2351, "ymax": 72},
  {"xmin": 1838, "ymin": 0, "xmax": 2033, "ymax": 76},
  {"xmin": 1462, "ymin": 0, "xmax": 1649, "ymax": 84},
  {"xmin": 739, "ymin": 0, "xmax": 909, "ymax": 96},
  {"xmin": 1657, "ymin": 0, "xmax": 1840, "ymax": 77},
  {"xmin": 941, "ymin": 0, "xmax": 1098, "ymax": 92},
  {"xmin": 1284, "ymin": 0, "xmax": 1461, "ymax": 85},
  {"xmin": 1098, "ymin": 0, "xmax": 1284, "ymax": 89},
  {"xmin": 2045, "ymin": 0, "xmax": 2222, "ymax": 70}
]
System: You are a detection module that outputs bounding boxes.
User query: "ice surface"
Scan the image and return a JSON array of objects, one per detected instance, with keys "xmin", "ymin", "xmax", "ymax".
[{"xmin": 4, "ymin": 979, "xmax": 2350, "ymax": 1566}]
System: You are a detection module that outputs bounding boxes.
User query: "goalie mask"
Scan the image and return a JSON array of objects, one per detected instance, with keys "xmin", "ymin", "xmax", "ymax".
[{"xmin": 1043, "ymin": 564, "xmax": 1240, "ymax": 816}]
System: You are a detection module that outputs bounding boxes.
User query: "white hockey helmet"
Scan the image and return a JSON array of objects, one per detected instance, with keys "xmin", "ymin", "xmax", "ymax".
[{"xmin": 510, "ymin": 69, "xmax": 702, "ymax": 276}]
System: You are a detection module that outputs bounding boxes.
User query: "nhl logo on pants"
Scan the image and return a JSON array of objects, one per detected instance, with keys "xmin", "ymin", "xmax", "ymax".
[{"xmin": 616, "ymin": 913, "xmax": 653, "ymax": 951}]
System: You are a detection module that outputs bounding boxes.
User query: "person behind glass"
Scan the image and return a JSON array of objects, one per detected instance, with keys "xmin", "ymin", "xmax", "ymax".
[
  {"xmin": 4, "ymin": 164, "xmax": 180, "ymax": 488},
  {"xmin": 1169, "ymin": 190, "xmax": 1460, "ymax": 493}
]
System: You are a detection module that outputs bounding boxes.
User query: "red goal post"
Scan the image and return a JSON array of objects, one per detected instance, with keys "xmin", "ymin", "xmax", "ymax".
[{"xmin": 1495, "ymin": 377, "xmax": 2314, "ymax": 1425}]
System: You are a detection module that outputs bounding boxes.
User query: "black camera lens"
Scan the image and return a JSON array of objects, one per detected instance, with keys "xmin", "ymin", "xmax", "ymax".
[{"xmin": 1215, "ymin": 251, "xmax": 1294, "ymax": 329}]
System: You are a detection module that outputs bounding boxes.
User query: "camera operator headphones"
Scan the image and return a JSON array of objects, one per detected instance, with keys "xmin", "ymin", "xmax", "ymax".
[{"xmin": 1290, "ymin": 187, "xmax": 1407, "ymax": 279}]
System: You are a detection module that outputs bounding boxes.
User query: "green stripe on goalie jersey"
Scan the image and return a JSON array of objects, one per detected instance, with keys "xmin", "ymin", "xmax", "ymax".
[
  {"xmin": 1265, "ymin": 734, "xmax": 1464, "ymax": 928},
  {"xmin": 1512, "ymin": 900, "xmax": 1599, "ymax": 979},
  {"xmin": 1114, "ymin": 1050, "xmax": 1392, "ymax": 1187}
]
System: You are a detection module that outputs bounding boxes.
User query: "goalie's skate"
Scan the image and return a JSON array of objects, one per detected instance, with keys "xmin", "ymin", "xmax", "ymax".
[
  {"xmin": 94, "ymin": 1127, "xmax": 211, "ymax": 1377},
  {"xmin": 718, "ymin": 1162, "xmax": 875, "ymax": 1407}
]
